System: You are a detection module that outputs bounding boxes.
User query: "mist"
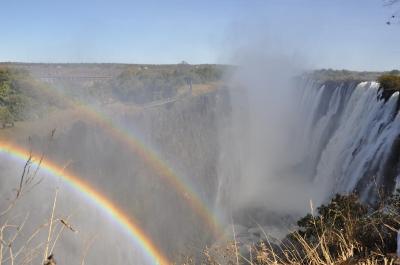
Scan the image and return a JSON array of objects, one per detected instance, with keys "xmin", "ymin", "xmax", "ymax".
[
  {"xmin": 0, "ymin": 154, "xmax": 151, "ymax": 264},
  {"xmin": 1, "ymin": 11, "xmax": 400, "ymax": 264},
  {"xmin": 215, "ymin": 36, "xmax": 320, "ymax": 225},
  {"xmin": 0, "ymin": 33, "xmax": 342, "ymax": 264}
]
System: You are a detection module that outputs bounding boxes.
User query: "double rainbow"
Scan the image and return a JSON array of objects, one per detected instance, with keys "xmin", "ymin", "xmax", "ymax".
[
  {"xmin": 74, "ymin": 104, "xmax": 222, "ymax": 237},
  {"xmin": 0, "ymin": 81, "xmax": 223, "ymax": 263}
]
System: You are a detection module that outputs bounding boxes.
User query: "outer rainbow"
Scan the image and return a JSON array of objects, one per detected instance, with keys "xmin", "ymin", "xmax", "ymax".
[
  {"xmin": 77, "ymin": 104, "xmax": 222, "ymax": 237},
  {"xmin": 0, "ymin": 140, "xmax": 171, "ymax": 265}
]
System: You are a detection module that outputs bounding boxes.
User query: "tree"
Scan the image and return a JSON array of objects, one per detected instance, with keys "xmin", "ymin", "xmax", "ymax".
[
  {"xmin": 378, "ymin": 73, "xmax": 400, "ymax": 91},
  {"xmin": 0, "ymin": 106, "xmax": 14, "ymax": 126}
]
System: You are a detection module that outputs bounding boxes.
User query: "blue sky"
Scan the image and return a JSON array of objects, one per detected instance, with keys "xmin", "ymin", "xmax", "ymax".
[{"xmin": 0, "ymin": 0, "xmax": 399, "ymax": 70}]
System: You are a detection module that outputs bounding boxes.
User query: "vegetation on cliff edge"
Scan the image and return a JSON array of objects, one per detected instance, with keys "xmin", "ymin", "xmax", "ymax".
[
  {"xmin": 0, "ymin": 66, "xmax": 64, "ymax": 124},
  {"xmin": 378, "ymin": 72, "xmax": 400, "ymax": 91},
  {"xmin": 94, "ymin": 64, "xmax": 225, "ymax": 104},
  {"xmin": 180, "ymin": 192, "xmax": 400, "ymax": 265}
]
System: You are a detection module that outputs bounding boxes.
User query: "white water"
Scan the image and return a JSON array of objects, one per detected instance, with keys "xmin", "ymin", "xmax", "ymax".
[
  {"xmin": 217, "ymin": 80, "xmax": 400, "ymax": 222},
  {"xmin": 307, "ymin": 82, "xmax": 400, "ymax": 202}
]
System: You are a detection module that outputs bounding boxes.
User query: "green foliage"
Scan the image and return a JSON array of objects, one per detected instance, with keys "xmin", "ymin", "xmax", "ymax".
[
  {"xmin": 111, "ymin": 68, "xmax": 181, "ymax": 103},
  {"xmin": 0, "ymin": 66, "xmax": 62, "ymax": 123},
  {"xmin": 100, "ymin": 65, "xmax": 225, "ymax": 104},
  {"xmin": 0, "ymin": 107, "xmax": 13, "ymax": 123},
  {"xmin": 378, "ymin": 73, "xmax": 400, "ymax": 91},
  {"xmin": 310, "ymin": 69, "xmax": 381, "ymax": 83},
  {"xmin": 190, "ymin": 65, "xmax": 224, "ymax": 83},
  {"xmin": 389, "ymin": 69, "xmax": 400, "ymax": 75},
  {"xmin": 0, "ymin": 67, "xmax": 25, "ymax": 121}
]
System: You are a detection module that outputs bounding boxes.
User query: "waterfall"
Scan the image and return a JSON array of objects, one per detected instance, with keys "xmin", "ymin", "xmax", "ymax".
[
  {"xmin": 217, "ymin": 79, "xmax": 400, "ymax": 222},
  {"xmin": 312, "ymin": 82, "xmax": 400, "ymax": 203}
]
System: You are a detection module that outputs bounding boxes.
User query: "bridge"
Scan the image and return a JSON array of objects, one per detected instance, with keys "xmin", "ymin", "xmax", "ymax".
[{"xmin": 38, "ymin": 75, "xmax": 113, "ymax": 83}]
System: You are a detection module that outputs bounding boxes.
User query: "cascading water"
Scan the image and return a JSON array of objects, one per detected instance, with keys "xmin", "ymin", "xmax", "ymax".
[
  {"xmin": 310, "ymin": 81, "xmax": 400, "ymax": 203},
  {"xmin": 216, "ymin": 78, "xmax": 400, "ymax": 230}
]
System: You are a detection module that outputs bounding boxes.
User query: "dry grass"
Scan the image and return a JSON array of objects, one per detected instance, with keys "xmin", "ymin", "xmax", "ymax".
[
  {"xmin": 2, "ymin": 155, "xmax": 399, "ymax": 265},
  {"xmin": 177, "ymin": 230, "xmax": 397, "ymax": 265},
  {"xmin": 0, "ymin": 149, "xmax": 78, "ymax": 265},
  {"xmin": 176, "ymin": 194, "xmax": 400, "ymax": 265},
  {"xmin": 2, "ymin": 136, "xmax": 399, "ymax": 265}
]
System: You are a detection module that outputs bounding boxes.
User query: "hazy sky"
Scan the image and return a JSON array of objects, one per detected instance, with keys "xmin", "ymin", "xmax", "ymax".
[{"xmin": 0, "ymin": 0, "xmax": 399, "ymax": 70}]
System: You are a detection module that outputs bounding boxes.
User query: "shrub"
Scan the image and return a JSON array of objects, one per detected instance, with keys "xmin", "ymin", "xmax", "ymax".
[
  {"xmin": 0, "ymin": 66, "xmax": 62, "ymax": 121},
  {"xmin": 98, "ymin": 65, "xmax": 226, "ymax": 104},
  {"xmin": 294, "ymin": 193, "xmax": 399, "ymax": 258},
  {"xmin": 182, "ymin": 193, "xmax": 400, "ymax": 265},
  {"xmin": 0, "ymin": 106, "xmax": 14, "ymax": 124},
  {"xmin": 378, "ymin": 74, "xmax": 400, "ymax": 91}
]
